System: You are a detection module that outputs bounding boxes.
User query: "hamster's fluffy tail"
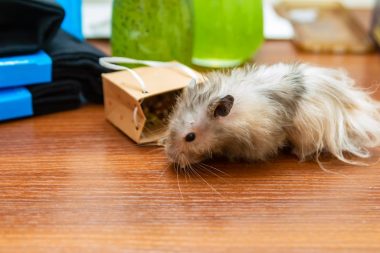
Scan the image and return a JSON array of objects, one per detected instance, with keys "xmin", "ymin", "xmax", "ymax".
[{"xmin": 289, "ymin": 65, "xmax": 380, "ymax": 164}]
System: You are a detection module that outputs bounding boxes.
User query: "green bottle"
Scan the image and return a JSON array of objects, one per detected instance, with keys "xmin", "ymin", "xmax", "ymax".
[
  {"xmin": 112, "ymin": 0, "xmax": 193, "ymax": 65},
  {"xmin": 192, "ymin": 0, "xmax": 263, "ymax": 68}
]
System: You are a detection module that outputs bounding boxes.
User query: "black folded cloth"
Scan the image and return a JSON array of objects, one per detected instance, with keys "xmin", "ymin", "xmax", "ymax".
[
  {"xmin": 0, "ymin": 0, "xmax": 64, "ymax": 57},
  {"xmin": 27, "ymin": 80, "xmax": 82, "ymax": 116},
  {"xmin": 44, "ymin": 30, "xmax": 109, "ymax": 103}
]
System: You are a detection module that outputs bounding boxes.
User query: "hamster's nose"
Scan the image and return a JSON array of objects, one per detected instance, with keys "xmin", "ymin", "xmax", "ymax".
[{"xmin": 185, "ymin": 132, "xmax": 196, "ymax": 142}]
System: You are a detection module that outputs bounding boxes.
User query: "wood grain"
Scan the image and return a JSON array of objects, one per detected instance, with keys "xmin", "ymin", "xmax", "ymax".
[{"xmin": 1, "ymin": 11, "xmax": 380, "ymax": 253}]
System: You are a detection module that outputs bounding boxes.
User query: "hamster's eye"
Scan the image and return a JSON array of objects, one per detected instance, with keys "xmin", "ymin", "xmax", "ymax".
[{"xmin": 185, "ymin": 132, "xmax": 196, "ymax": 142}]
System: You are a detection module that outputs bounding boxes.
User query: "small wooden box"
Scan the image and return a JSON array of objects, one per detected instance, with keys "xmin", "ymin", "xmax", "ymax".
[
  {"xmin": 276, "ymin": 1, "xmax": 374, "ymax": 53},
  {"xmin": 102, "ymin": 66, "xmax": 200, "ymax": 144},
  {"xmin": 371, "ymin": 0, "xmax": 380, "ymax": 48}
]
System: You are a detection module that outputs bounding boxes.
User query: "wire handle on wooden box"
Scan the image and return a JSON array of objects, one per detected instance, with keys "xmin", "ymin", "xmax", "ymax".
[{"xmin": 99, "ymin": 57, "xmax": 199, "ymax": 94}]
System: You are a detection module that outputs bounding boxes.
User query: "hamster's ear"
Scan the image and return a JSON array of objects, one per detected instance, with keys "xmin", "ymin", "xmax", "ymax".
[
  {"xmin": 183, "ymin": 79, "xmax": 198, "ymax": 97},
  {"xmin": 208, "ymin": 95, "xmax": 234, "ymax": 118},
  {"xmin": 188, "ymin": 79, "xmax": 197, "ymax": 89}
]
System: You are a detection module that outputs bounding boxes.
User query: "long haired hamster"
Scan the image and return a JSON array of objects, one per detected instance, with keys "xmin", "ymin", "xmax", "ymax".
[{"xmin": 164, "ymin": 63, "xmax": 380, "ymax": 168}]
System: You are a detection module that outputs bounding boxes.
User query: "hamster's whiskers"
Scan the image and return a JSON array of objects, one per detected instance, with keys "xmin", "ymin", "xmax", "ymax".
[
  {"xmin": 145, "ymin": 146, "xmax": 165, "ymax": 155},
  {"xmin": 187, "ymin": 160, "xmax": 222, "ymax": 196},
  {"xmin": 197, "ymin": 163, "xmax": 226, "ymax": 181},
  {"xmin": 199, "ymin": 162, "xmax": 229, "ymax": 177},
  {"xmin": 173, "ymin": 160, "xmax": 184, "ymax": 200}
]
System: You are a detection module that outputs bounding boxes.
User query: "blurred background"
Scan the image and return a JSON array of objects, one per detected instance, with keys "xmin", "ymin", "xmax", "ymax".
[
  {"xmin": 82, "ymin": 0, "xmax": 376, "ymax": 39},
  {"xmin": 86, "ymin": 0, "xmax": 380, "ymax": 67}
]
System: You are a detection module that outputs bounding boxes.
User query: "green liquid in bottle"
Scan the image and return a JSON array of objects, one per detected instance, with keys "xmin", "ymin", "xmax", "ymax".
[
  {"xmin": 192, "ymin": 0, "xmax": 263, "ymax": 68},
  {"xmin": 112, "ymin": 0, "xmax": 193, "ymax": 65}
]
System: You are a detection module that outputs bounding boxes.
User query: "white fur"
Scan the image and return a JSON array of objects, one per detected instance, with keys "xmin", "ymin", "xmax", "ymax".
[{"xmin": 164, "ymin": 63, "xmax": 380, "ymax": 168}]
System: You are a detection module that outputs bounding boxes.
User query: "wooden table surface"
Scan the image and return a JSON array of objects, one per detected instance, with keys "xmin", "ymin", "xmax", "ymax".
[{"xmin": 1, "ymin": 12, "xmax": 380, "ymax": 253}]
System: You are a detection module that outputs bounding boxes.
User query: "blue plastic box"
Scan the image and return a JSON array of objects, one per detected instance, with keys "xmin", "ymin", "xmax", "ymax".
[
  {"xmin": 0, "ymin": 51, "xmax": 52, "ymax": 89},
  {"xmin": 0, "ymin": 87, "xmax": 33, "ymax": 121},
  {"xmin": 56, "ymin": 0, "xmax": 83, "ymax": 40}
]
